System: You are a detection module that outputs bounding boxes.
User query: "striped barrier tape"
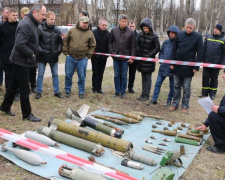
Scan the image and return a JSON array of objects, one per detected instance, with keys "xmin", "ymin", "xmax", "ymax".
[
  {"xmin": 94, "ymin": 52, "xmax": 225, "ymax": 69},
  {"xmin": 0, "ymin": 128, "xmax": 138, "ymax": 180}
]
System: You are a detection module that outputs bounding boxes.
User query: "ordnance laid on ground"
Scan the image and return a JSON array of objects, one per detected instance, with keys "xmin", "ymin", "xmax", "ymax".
[
  {"xmin": 66, "ymin": 108, "xmax": 122, "ymax": 138},
  {"xmin": 152, "ymin": 124, "xmax": 157, "ymax": 128},
  {"xmin": 145, "ymin": 139, "xmax": 152, "ymax": 144},
  {"xmin": 187, "ymin": 129, "xmax": 203, "ymax": 137},
  {"xmin": 121, "ymin": 159, "xmax": 144, "ymax": 170},
  {"xmin": 152, "ymin": 168, "xmax": 175, "ymax": 180},
  {"xmin": 25, "ymin": 131, "xmax": 60, "ymax": 147},
  {"xmin": 105, "ymin": 115, "xmax": 141, "ymax": 124},
  {"xmin": 109, "ymin": 109, "xmax": 143, "ymax": 121},
  {"xmin": 162, "ymin": 138, "xmax": 171, "ymax": 142},
  {"xmin": 175, "ymin": 137, "xmax": 200, "ymax": 146},
  {"xmin": 99, "ymin": 120, "xmax": 125, "ymax": 134},
  {"xmin": 168, "ymin": 123, "xmax": 172, "ymax": 127},
  {"xmin": 180, "ymin": 145, "xmax": 185, "ymax": 155},
  {"xmin": 150, "ymin": 135, "xmax": 157, "ymax": 139},
  {"xmin": 93, "ymin": 114, "xmax": 129, "ymax": 126},
  {"xmin": 152, "ymin": 130, "xmax": 177, "ymax": 136},
  {"xmin": 156, "ymin": 122, "xmax": 163, "ymax": 125},
  {"xmin": 128, "ymin": 151, "xmax": 157, "ymax": 166},
  {"xmin": 142, "ymin": 145, "xmax": 163, "ymax": 155},
  {"xmin": 181, "ymin": 123, "xmax": 187, "ymax": 127},
  {"xmin": 177, "ymin": 126, "xmax": 183, "ymax": 130},
  {"xmin": 88, "ymin": 156, "xmax": 129, "ymax": 175},
  {"xmin": 177, "ymin": 134, "xmax": 202, "ymax": 143},
  {"xmin": 48, "ymin": 119, "xmax": 133, "ymax": 152},
  {"xmin": 83, "ymin": 117, "xmax": 122, "ymax": 138},
  {"xmin": 145, "ymin": 144, "xmax": 166, "ymax": 152},
  {"xmin": 37, "ymin": 126, "xmax": 105, "ymax": 156},
  {"xmin": 12, "ymin": 142, "xmax": 30, "ymax": 151},
  {"xmin": 158, "ymin": 143, "xmax": 168, "ymax": 146},
  {"xmin": 58, "ymin": 164, "xmax": 107, "ymax": 180},
  {"xmin": 130, "ymin": 111, "xmax": 164, "ymax": 120},
  {"xmin": 163, "ymin": 127, "xmax": 169, "ymax": 130},
  {"xmin": 2, "ymin": 143, "xmax": 46, "ymax": 166}
]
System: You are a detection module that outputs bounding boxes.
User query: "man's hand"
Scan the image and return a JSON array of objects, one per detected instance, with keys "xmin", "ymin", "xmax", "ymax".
[
  {"xmin": 212, "ymin": 105, "xmax": 219, "ymax": 113},
  {"xmin": 196, "ymin": 124, "xmax": 207, "ymax": 131},
  {"xmin": 128, "ymin": 59, "xmax": 134, "ymax": 64},
  {"xmin": 193, "ymin": 69, "xmax": 197, "ymax": 73},
  {"xmin": 170, "ymin": 65, "xmax": 174, "ymax": 69}
]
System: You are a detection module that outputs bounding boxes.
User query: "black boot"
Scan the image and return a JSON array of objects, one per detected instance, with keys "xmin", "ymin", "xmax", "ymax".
[
  {"xmin": 140, "ymin": 94, "xmax": 149, "ymax": 101},
  {"xmin": 137, "ymin": 94, "xmax": 144, "ymax": 100}
]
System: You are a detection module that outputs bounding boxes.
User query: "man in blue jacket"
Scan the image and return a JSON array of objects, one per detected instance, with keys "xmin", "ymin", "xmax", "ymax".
[
  {"xmin": 199, "ymin": 24, "xmax": 225, "ymax": 100},
  {"xmin": 197, "ymin": 73, "xmax": 225, "ymax": 153},
  {"xmin": 149, "ymin": 25, "xmax": 179, "ymax": 106},
  {"xmin": 169, "ymin": 18, "xmax": 203, "ymax": 113}
]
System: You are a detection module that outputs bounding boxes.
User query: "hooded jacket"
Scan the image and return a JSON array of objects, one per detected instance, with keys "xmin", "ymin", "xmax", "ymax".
[
  {"xmin": 158, "ymin": 25, "xmax": 179, "ymax": 77},
  {"xmin": 203, "ymin": 33, "xmax": 225, "ymax": 65},
  {"xmin": 170, "ymin": 29, "xmax": 203, "ymax": 77},
  {"xmin": 62, "ymin": 23, "xmax": 96, "ymax": 59},
  {"xmin": 37, "ymin": 21, "xmax": 62, "ymax": 64},
  {"xmin": 137, "ymin": 18, "xmax": 160, "ymax": 73},
  {"xmin": 9, "ymin": 12, "xmax": 39, "ymax": 67}
]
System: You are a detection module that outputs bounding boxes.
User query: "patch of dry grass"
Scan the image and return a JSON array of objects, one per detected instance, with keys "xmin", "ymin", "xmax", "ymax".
[{"xmin": 0, "ymin": 63, "xmax": 225, "ymax": 179}]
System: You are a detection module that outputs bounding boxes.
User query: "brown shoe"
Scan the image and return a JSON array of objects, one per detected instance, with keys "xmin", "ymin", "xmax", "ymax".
[
  {"xmin": 181, "ymin": 108, "xmax": 188, "ymax": 113},
  {"xmin": 169, "ymin": 106, "xmax": 177, "ymax": 111}
]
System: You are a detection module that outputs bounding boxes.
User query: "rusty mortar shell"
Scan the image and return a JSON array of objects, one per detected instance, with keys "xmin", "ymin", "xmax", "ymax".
[
  {"xmin": 168, "ymin": 123, "xmax": 172, "ymax": 127},
  {"xmin": 177, "ymin": 126, "xmax": 183, "ymax": 130},
  {"xmin": 163, "ymin": 127, "xmax": 169, "ymax": 130},
  {"xmin": 181, "ymin": 123, "xmax": 187, "ymax": 127}
]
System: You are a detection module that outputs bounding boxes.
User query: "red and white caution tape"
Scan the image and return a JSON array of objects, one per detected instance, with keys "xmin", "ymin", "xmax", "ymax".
[
  {"xmin": 0, "ymin": 128, "xmax": 137, "ymax": 180},
  {"xmin": 94, "ymin": 52, "xmax": 225, "ymax": 69}
]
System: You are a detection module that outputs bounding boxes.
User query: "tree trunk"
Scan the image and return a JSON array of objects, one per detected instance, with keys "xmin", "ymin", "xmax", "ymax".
[{"xmin": 160, "ymin": 0, "xmax": 165, "ymax": 37}]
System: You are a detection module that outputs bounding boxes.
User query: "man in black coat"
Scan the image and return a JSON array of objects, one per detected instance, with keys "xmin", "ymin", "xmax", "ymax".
[
  {"xmin": 0, "ymin": 8, "xmax": 18, "ymax": 92},
  {"xmin": 91, "ymin": 18, "xmax": 110, "ymax": 94},
  {"xmin": 35, "ymin": 11, "xmax": 63, "ymax": 99},
  {"xmin": 169, "ymin": 18, "xmax": 203, "ymax": 113},
  {"xmin": 0, "ymin": 3, "xmax": 46, "ymax": 122},
  {"xmin": 199, "ymin": 24, "xmax": 225, "ymax": 100},
  {"xmin": 197, "ymin": 73, "xmax": 225, "ymax": 154},
  {"xmin": 108, "ymin": 14, "xmax": 135, "ymax": 99}
]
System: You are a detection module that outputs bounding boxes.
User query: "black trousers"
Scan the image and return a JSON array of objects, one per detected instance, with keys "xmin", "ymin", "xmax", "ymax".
[
  {"xmin": 91, "ymin": 57, "xmax": 107, "ymax": 91},
  {"xmin": 128, "ymin": 61, "xmax": 137, "ymax": 90},
  {"xmin": 30, "ymin": 66, "xmax": 37, "ymax": 88},
  {"xmin": 2, "ymin": 64, "xmax": 13, "ymax": 92},
  {"xmin": 141, "ymin": 72, "xmax": 152, "ymax": 96},
  {"xmin": 201, "ymin": 67, "xmax": 220, "ymax": 96},
  {"xmin": 207, "ymin": 111, "xmax": 225, "ymax": 149},
  {"xmin": 0, "ymin": 64, "xmax": 3, "ymax": 85},
  {"xmin": 1, "ymin": 64, "xmax": 31, "ymax": 118}
]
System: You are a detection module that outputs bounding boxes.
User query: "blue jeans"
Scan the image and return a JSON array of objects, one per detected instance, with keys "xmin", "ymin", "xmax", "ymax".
[
  {"xmin": 37, "ymin": 62, "xmax": 60, "ymax": 94},
  {"xmin": 152, "ymin": 75, "xmax": 174, "ymax": 102},
  {"xmin": 113, "ymin": 59, "xmax": 129, "ymax": 94},
  {"xmin": 65, "ymin": 56, "xmax": 87, "ymax": 95},
  {"xmin": 172, "ymin": 74, "xmax": 192, "ymax": 109}
]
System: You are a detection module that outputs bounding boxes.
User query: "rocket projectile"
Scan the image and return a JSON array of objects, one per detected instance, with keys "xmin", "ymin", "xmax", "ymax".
[
  {"xmin": 25, "ymin": 131, "xmax": 59, "ymax": 147},
  {"xmin": 2, "ymin": 143, "xmax": 46, "ymax": 166},
  {"xmin": 121, "ymin": 159, "xmax": 144, "ymax": 170}
]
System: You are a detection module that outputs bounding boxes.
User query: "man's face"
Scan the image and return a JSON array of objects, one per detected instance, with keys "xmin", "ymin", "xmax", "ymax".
[
  {"xmin": 46, "ymin": 14, "xmax": 55, "ymax": 26},
  {"xmin": 214, "ymin": 28, "xmax": 221, "ymax": 35},
  {"xmin": 8, "ymin": 12, "xmax": 18, "ymax": 22},
  {"xmin": 98, "ymin": 20, "xmax": 107, "ymax": 31},
  {"xmin": 185, "ymin": 24, "xmax": 195, "ymax": 34},
  {"xmin": 143, "ymin": 26, "xmax": 150, "ymax": 33},
  {"xmin": 119, "ymin": 19, "xmax": 127, "ymax": 29},
  {"xmin": 33, "ymin": 6, "xmax": 46, "ymax": 23},
  {"xmin": 80, "ymin": 21, "xmax": 89, "ymax": 29},
  {"xmin": 169, "ymin": 31, "xmax": 176, "ymax": 39},
  {"xmin": 2, "ymin": 9, "xmax": 9, "ymax": 19},
  {"xmin": 128, "ymin": 23, "xmax": 136, "ymax": 31},
  {"xmin": 20, "ymin": 13, "xmax": 27, "ymax": 19}
]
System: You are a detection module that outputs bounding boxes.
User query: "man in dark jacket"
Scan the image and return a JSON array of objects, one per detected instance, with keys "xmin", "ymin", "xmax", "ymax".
[
  {"xmin": 169, "ymin": 18, "xmax": 203, "ymax": 113},
  {"xmin": 127, "ymin": 20, "xmax": 139, "ymax": 94},
  {"xmin": 149, "ymin": 25, "xmax": 179, "ymax": 106},
  {"xmin": 91, "ymin": 18, "xmax": 110, "ymax": 94},
  {"xmin": 0, "ymin": 8, "xmax": 18, "ymax": 92},
  {"xmin": 35, "ymin": 11, "xmax": 63, "ymax": 99},
  {"xmin": 0, "ymin": 3, "xmax": 46, "ymax": 122},
  {"xmin": 108, "ymin": 14, "xmax": 135, "ymax": 99},
  {"xmin": 197, "ymin": 73, "xmax": 225, "ymax": 154},
  {"xmin": 136, "ymin": 18, "xmax": 160, "ymax": 102},
  {"xmin": 199, "ymin": 24, "xmax": 225, "ymax": 100}
]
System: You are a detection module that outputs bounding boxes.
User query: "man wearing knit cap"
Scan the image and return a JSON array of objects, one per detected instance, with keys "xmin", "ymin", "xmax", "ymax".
[{"xmin": 199, "ymin": 24, "xmax": 225, "ymax": 100}]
